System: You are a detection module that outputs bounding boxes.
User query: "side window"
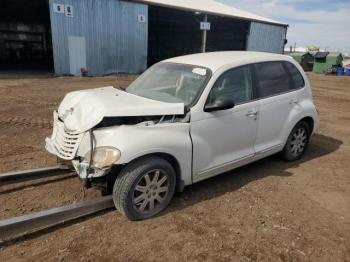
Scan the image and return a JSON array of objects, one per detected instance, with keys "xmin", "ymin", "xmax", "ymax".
[
  {"xmin": 284, "ymin": 61, "xmax": 305, "ymax": 89},
  {"xmin": 254, "ymin": 62, "xmax": 291, "ymax": 98},
  {"xmin": 208, "ymin": 65, "xmax": 253, "ymax": 105}
]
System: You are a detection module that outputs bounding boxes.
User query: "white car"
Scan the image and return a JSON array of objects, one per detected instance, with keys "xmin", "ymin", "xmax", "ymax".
[{"xmin": 46, "ymin": 51, "xmax": 319, "ymax": 220}]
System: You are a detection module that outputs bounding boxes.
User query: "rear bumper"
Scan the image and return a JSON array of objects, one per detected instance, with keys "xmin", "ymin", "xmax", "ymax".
[{"xmin": 312, "ymin": 109, "xmax": 320, "ymax": 135}]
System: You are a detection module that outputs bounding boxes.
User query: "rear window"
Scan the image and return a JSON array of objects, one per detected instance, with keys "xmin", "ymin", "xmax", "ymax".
[
  {"xmin": 254, "ymin": 61, "xmax": 291, "ymax": 98},
  {"xmin": 284, "ymin": 61, "xmax": 305, "ymax": 89}
]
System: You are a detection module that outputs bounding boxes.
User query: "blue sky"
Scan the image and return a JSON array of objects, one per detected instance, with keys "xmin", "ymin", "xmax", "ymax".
[
  {"xmin": 220, "ymin": 0, "xmax": 350, "ymax": 55},
  {"xmin": 281, "ymin": 0, "xmax": 348, "ymax": 11}
]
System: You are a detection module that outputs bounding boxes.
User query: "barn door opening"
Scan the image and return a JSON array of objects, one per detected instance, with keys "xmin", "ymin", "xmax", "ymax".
[
  {"xmin": 0, "ymin": 0, "xmax": 54, "ymax": 75},
  {"xmin": 147, "ymin": 5, "xmax": 250, "ymax": 66}
]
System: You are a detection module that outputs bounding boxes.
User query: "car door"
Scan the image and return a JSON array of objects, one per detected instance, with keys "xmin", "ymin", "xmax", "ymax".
[
  {"xmin": 191, "ymin": 65, "xmax": 259, "ymax": 182},
  {"xmin": 253, "ymin": 61, "xmax": 304, "ymax": 155}
]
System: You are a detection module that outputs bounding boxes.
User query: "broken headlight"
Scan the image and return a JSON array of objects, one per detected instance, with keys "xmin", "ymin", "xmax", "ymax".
[{"xmin": 84, "ymin": 147, "xmax": 121, "ymax": 169}]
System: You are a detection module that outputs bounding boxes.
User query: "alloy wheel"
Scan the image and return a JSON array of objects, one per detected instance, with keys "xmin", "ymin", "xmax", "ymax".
[
  {"xmin": 132, "ymin": 169, "xmax": 169, "ymax": 213},
  {"xmin": 290, "ymin": 127, "xmax": 307, "ymax": 156}
]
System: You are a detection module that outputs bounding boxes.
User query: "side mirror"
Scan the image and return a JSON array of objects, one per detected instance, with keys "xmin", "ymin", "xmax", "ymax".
[{"xmin": 204, "ymin": 96, "xmax": 235, "ymax": 112}]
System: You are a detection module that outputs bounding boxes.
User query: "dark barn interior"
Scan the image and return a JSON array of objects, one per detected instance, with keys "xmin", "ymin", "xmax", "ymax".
[
  {"xmin": 0, "ymin": 0, "xmax": 53, "ymax": 72},
  {"xmin": 148, "ymin": 5, "xmax": 250, "ymax": 66}
]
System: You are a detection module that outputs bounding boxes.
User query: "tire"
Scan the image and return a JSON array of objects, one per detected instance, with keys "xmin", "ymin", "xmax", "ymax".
[
  {"xmin": 280, "ymin": 121, "xmax": 310, "ymax": 161},
  {"xmin": 113, "ymin": 156, "xmax": 176, "ymax": 220}
]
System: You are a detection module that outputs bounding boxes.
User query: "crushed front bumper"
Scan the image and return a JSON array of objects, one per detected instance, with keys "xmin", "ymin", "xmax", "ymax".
[
  {"xmin": 46, "ymin": 112, "xmax": 111, "ymax": 181},
  {"xmin": 72, "ymin": 160, "xmax": 110, "ymax": 180},
  {"xmin": 45, "ymin": 112, "xmax": 83, "ymax": 160}
]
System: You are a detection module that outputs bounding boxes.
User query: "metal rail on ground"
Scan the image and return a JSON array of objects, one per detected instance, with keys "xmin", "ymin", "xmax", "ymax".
[
  {"xmin": 0, "ymin": 196, "xmax": 114, "ymax": 240},
  {"xmin": 0, "ymin": 165, "xmax": 72, "ymax": 186}
]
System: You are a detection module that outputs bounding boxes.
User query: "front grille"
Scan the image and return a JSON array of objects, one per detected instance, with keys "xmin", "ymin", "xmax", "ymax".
[{"xmin": 48, "ymin": 113, "xmax": 83, "ymax": 160}]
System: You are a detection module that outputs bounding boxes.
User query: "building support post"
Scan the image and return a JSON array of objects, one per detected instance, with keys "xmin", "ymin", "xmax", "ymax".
[{"xmin": 201, "ymin": 14, "xmax": 208, "ymax": 53}]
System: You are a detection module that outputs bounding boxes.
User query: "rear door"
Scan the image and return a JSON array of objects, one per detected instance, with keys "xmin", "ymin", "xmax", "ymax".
[{"xmin": 253, "ymin": 61, "xmax": 305, "ymax": 153}]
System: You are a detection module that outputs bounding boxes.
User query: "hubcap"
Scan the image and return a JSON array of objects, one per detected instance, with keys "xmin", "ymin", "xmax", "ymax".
[
  {"xmin": 290, "ymin": 128, "xmax": 307, "ymax": 156},
  {"xmin": 132, "ymin": 169, "xmax": 169, "ymax": 213}
]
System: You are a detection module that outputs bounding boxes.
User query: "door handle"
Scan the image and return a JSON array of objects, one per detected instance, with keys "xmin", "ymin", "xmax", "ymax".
[
  {"xmin": 289, "ymin": 98, "xmax": 299, "ymax": 105},
  {"xmin": 246, "ymin": 110, "xmax": 258, "ymax": 118}
]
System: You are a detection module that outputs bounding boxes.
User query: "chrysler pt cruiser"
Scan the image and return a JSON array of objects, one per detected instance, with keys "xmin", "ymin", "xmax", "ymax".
[{"xmin": 46, "ymin": 51, "xmax": 319, "ymax": 220}]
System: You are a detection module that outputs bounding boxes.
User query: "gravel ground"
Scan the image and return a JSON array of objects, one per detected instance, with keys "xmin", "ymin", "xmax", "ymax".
[{"xmin": 0, "ymin": 73, "xmax": 349, "ymax": 261}]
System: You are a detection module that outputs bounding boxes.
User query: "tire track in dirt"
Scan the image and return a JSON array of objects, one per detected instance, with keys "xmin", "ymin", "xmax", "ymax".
[
  {"xmin": 0, "ymin": 117, "xmax": 52, "ymax": 129},
  {"xmin": 0, "ymin": 95, "xmax": 58, "ymax": 106}
]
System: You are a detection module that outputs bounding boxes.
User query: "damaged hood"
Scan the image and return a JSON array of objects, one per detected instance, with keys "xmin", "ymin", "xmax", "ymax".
[{"xmin": 58, "ymin": 86, "xmax": 185, "ymax": 133}]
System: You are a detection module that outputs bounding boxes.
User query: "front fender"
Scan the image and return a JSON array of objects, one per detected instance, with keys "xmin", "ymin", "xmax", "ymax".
[{"xmin": 77, "ymin": 123, "xmax": 193, "ymax": 186}]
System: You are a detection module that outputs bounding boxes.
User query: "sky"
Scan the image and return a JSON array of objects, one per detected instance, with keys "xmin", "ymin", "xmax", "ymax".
[{"xmin": 220, "ymin": 0, "xmax": 350, "ymax": 55}]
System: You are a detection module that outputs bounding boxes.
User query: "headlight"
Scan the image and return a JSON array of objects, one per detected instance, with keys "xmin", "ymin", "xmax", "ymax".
[{"xmin": 84, "ymin": 147, "xmax": 121, "ymax": 169}]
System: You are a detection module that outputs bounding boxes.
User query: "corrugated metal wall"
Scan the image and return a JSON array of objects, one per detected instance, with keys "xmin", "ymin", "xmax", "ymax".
[
  {"xmin": 49, "ymin": 0, "xmax": 148, "ymax": 76},
  {"xmin": 247, "ymin": 22, "xmax": 287, "ymax": 54}
]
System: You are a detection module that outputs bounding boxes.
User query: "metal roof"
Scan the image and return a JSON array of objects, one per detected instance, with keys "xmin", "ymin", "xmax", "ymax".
[
  {"xmin": 130, "ymin": 0, "xmax": 287, "ymax": 26},
  {"xmin": 164, "ymin": 51, "xmax": 289, "ymax": 72},
  {"xmin": 314, "ymin": 52, "xmax": 329, "ymax": 59}
]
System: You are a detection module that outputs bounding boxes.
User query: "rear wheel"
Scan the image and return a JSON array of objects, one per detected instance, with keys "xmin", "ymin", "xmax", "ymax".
[
  {"xmin": 113, "ymin": 156, "xmax": 176, "ymax": 220},
  {"xmin": 281, "ymin": 121, "xmax": 310, "ymax": 161}
]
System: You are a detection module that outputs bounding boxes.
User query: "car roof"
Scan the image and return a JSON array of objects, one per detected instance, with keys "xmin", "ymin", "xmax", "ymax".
[{"xmin": 164, "ymin": 51, "xmax": 289, "ymax": 72}]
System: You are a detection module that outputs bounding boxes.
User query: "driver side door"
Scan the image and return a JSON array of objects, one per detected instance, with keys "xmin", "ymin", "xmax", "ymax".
[{"xmin": 191, "ymin": 65, "xmax": 259, "ymax": 182}]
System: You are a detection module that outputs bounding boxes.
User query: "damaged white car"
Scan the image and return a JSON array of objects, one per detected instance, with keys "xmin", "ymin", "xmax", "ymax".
[{"xmin": 46, "ymin": 51, "xmax": 319, "ymax": 220}]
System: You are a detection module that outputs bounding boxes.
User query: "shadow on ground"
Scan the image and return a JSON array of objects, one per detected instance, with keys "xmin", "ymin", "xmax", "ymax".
[{"xmin": 167, "ymin": 133, "xmax": 343, "ymax": 214}]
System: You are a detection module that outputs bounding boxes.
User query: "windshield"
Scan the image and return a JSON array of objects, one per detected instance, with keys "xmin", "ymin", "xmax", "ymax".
[{"xmin": 126, "ymin": 63, "xmax": 211, "ymax": 107}]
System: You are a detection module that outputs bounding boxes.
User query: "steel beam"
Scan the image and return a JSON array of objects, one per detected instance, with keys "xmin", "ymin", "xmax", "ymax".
[
  {"xmin": 201, "ymin": 14, "xmax": 208, "ymax": 53},
  {"xmin": 0, "ymin": 196, "xmax": 114, "ymax": 240},
  {"xmin": 0, "ymin": 165, "xmax": 71, "ymax": 186}
]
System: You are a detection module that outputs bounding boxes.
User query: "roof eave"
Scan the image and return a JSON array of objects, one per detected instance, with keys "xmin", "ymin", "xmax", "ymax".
[{"xmin": 127, "ymin": 0, "xmax": 288, "ymax": 27}]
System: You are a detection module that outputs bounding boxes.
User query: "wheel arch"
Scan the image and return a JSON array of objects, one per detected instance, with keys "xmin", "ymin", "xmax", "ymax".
[
  {"xmin": 281, "ymin": 115, "xmax": 315, "ymax": 149},
  {"xmin": 300, "ymin": 116, "xmax": 314, "ymax": 135},
  {"xmin": 152, "ymin": 152, "xmax": 184, "ymax": 192},
  {"xmin": 280, "ymin": 116, "xmax": 313, "ymax": 161}
]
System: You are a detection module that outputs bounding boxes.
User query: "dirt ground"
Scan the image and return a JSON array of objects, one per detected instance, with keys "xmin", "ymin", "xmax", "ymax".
[{"xmin": 0, "ymin": 73, "xmax": 349, "ymax": 261}]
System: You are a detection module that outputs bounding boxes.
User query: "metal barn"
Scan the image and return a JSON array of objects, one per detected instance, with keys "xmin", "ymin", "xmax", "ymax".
[{"xmin": 0, "ymin": 0, "xmax": 288, "ymax": 76}]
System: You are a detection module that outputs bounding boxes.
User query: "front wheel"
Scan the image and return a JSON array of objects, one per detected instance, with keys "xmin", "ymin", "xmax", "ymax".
[
  {"xmin": 280, "ymin": 121, "xmax": 310, "ymax": 161},
  {"xmin": 113, "ymin": 156, "xmax": 176, "ymax": 220}
]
